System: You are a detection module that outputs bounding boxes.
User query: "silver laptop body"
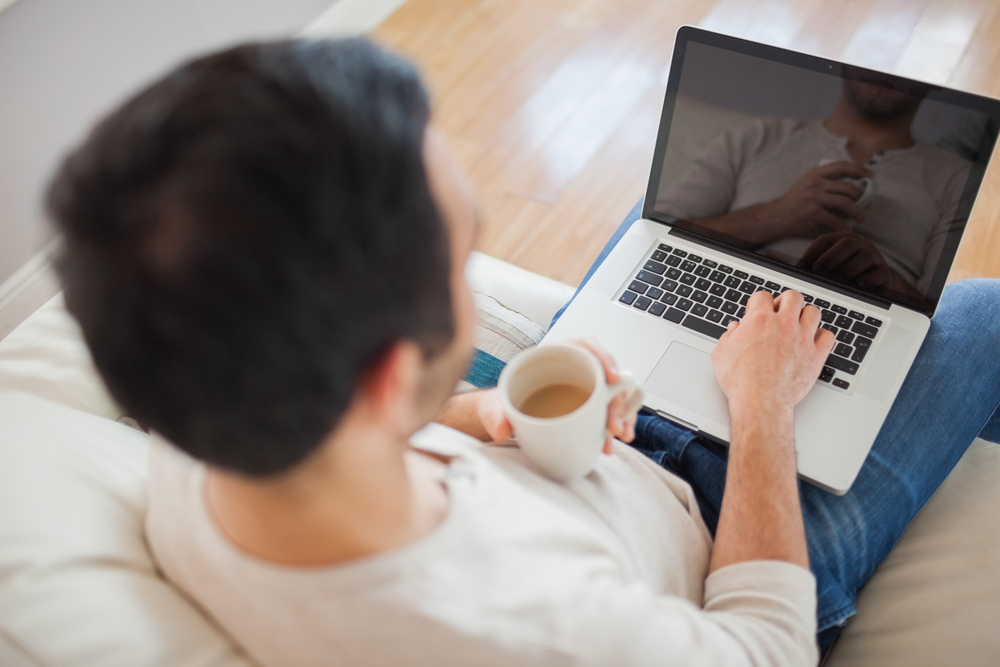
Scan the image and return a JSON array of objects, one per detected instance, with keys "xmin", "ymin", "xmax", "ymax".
[{"xmin": 546, "ymin": 27, "xmax": 1000, "ymax": 494}]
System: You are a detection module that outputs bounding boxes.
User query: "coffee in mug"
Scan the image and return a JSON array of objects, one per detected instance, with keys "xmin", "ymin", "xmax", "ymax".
[{"xmin": 498, "ymin": 343, "xmax": 644, "ymax": 482}]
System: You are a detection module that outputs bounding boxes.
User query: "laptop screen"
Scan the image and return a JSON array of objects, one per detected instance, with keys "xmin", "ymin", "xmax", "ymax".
[{"xmin": 644, "ymin": 27, "xmax": 1000, "ymax": 315}]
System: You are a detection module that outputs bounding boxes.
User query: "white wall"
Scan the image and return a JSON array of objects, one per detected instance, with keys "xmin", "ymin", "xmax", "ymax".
[{"xmin": 0, "ymin": 0, "xmax": 334, "ymax": 287}]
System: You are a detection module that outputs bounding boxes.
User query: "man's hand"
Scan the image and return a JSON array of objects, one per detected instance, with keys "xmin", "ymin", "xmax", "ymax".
[
  {"xmin": 437, "ymin": 339, "xmax": 637, "ymax": 454},
  {"xmin": 708, "ymin": 290, "xmax": 835, "ymax": 574},
  {"xmin": 765, "ymin": 161, "xmax": 869, "ymax": 238},
  {"xmin": 712, "ymin": 290, "xmax": 836, "ymax": 414}
]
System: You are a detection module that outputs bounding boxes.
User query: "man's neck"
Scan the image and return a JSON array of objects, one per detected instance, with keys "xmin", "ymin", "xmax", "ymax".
[
  {"xmin": 823, "ymin": 99, "xmax": 916, "ymax": 164},
  {"xmin": 205, "ymin": 414, "xmax": 449, "ymax": 567}
]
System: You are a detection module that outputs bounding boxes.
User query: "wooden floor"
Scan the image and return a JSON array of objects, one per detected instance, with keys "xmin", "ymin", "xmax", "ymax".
[{"xmin": 374, "ymin": 0, "xmax": 1000, "ymax": 287}]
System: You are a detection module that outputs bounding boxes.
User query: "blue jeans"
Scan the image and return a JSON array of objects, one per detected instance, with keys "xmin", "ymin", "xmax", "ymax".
[{"xmin": 551, "ymin": 200, "xmax": 1000, "ymax": 648}]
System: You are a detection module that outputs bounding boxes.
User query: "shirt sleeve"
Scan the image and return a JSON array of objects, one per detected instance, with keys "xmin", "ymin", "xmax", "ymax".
[{"xmin": 563, "ymin": 561, "xmax": 818, "ymax": 667}]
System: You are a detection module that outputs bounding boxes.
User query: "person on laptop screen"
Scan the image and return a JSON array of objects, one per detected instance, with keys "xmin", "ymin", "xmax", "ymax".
[
  {"xmin": 656, "ymin": 67, "xmax": 971, "ymax": 308},
  {"xmin": 47, "ymin": 39, "xmax": 1000, "ymax": 665}
]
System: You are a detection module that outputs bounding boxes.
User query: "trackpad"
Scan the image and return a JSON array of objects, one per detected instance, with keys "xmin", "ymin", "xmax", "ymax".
[{"xmin": 644, "ymin": 342, "xmax": 730, "ymax": 427}]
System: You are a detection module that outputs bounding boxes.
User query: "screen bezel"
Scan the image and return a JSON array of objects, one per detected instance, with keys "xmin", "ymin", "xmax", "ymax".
[{"xmin": 642, "ymin": 26, "xmax": 1000, "ymax": 317}]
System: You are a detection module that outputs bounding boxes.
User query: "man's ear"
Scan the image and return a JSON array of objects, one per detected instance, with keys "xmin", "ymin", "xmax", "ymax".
[{"xmin": 356, "ymin": 340, "xmax": 425, "ymax": 436}]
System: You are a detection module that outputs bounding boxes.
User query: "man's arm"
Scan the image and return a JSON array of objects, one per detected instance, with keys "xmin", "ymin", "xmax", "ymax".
[{"xmin": 709, "ymin": 290, "xmax": 835, "ymax": 572}]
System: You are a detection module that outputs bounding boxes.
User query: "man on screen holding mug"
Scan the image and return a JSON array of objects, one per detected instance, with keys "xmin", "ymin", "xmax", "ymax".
[{"xmin": 49, "ymin": 39, "xmax": 1000, "ymax": 665}]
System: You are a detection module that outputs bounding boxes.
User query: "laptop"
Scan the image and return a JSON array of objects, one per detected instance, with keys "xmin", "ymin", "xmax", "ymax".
[{"xmin": 545, "ymin": 26, "xmax": 1000, "ymax": 494}]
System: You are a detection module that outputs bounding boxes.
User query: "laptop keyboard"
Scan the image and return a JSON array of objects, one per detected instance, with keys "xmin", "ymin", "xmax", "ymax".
[{"xmin": 618, "ymin": 242, "xmax": 887, "ymax": 393}]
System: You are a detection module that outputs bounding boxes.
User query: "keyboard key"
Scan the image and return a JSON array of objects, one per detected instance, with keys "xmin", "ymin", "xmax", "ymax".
[
  {"xmin": 695, "ymin": 278, "xmax": 711, "ymax": 291},
  {"xmin": 676, "ymin": 285, "xmax": 693, "ymax": 298},
  {"xmin": 734, "ymin": 270, "xmax": 749, "ymax": 279},
  {"xmin": 724, "ymin": 276, "xmax": 742, "ymax": 288},
  {"xmin": 636, "ymin": 270, "xmax": 662, "ymax": 286},
  {"xmin": 834, "ymin": 343, "xmax": 852, "ymax": 358},
  {"xmin": 722, "ymin": 315, "xmax": 739, "ymax": 326},
  {"xmin": 619, "ymin": 291, "xmax": 638, "ymax": 305},
  {"xmin": 672, "ymin": 248, "xmax": 688, "ymax": 257},
  {"xmin": 854, "ymin": 336, "xmax": 872, "ymax": 350},
  {"xmin": 819, "ymin": 366, "xmax": 834, "ymax": 383},
  {"xmin": 765, "ymin": 281, "xmax": 782, "ymax": 291},
  {"xmin": 814, "ymin": 298, "xmax": 831, "ymax": 309},
  {"xmin": 749, "ymin": 275, "xmax": 765, "ymax": 285},
  {"xmin": 780, "ymin": 286, "xmax": 790, "ymax": 292},
  {"xmin": 703, "ymin": 259, "xmax": 718, "ymax": 268},
  {"xmin": 689, "ymin": 254, "xmax": 703, "ymax": 263},
  {"xmin": 851, "ymin": 345, "xmax": 868, "ymax": 363},
  {"xmin": 694, "ymin": 265, "xmax": 711, "ymax": 278},
  {"xmin": 648, "ymin": 302, "xmax": 667, "ymax": 317},
  {"xmin": 666, "ymin": 255, "xmax": 681, "ymax": 267},
  {"xmin": 679, "ymin": 273, "xmax": 696, "ymax": 286},
  {"xmin": 691, "ymin": 290, "xmax": 708, "ymax": 304},
  {"xmin": 739, "ymin": 281, "xmax": 756, "ymax": 294},
  {"xmin": 836, "ymin": 330, "xmax": 855, "ymax": 344},
  {"xmin": 709, "ymin": 284, "xmax": 727, "ymax": 297},
  {"xmin": 725, "ymin": 289, "xmax": 742, "ymax": 302},
  {"xmin": 692, "ymin": 303, "xmax": 709, "ymax": 317},
  {"xmin": 802, "ymin": 294, "xmax": 814, "ymax": 303},
  {"xmin": 658, "ymin": 243, "xmax": 672, "ymax": 252},
  {"xmin": 664, "ymin": 307, "xmax": 685, "ymax": 323},
  {"xmin": 740, "ymin": 294, "xmax": 750, "ymax": 306},
  {"xmin": 634, "ymin": 296, "xmax": 651, "ymax": 311},
  {"xmin": 643, "ymin": 260, "xmax": 667, "ymax": 275},
  {"xmin": 820, "ymin": 309, "xmax": 836, "ymax": 323},
  {"xmin": 865, "ymin": 316, "xmax": 883, "ymax": 327},
  {"xmin": 666, "ymin": 267, "xmax": 681, "ymax": 279},
  {"xmin": 721, "ymin": 301, "xmax": 738, "ymax": 314},
  {"xmin": 848, "ymin": 310, "xmax": 864, "ymax": 320},
  {"xmin": 835, "ymin": 315, "xmax": 853, "ymax": 329},
  {"xmin": 709, "ymin": 270, "xmax": 725, "ymax": 283},
  {"xmin": 662, "ymin": 280, "xmax": 678, "ymax": 292},
  {"xmin": 833, "ymin": 378, "xmax": 850, "ymax": 390},
  {"xmin": 707, "ymin": 295, "xmax": 723, "ymax": 309},
  {"xmin": 826, "ymin": 355, "xmax": 859, "ymax": 375},
  {"xmin": 737, "ymin": 306, "xmax": 746, "ymax": 317},
  {"xmin": 661, "ymin": 293, "xmax": 678, "ymax": 305},
  {"xmin": 718, "ymin": 265, "xmax": 734, "ymax": 274},
  {"xmin": 851, "ymin": 321, "xmax": 879, "ymax": 339},
  {"xmin": 681, "ymin": 261, "xmax": 697, "ymax": 272},
  {"xmin": 628, "ymin": 280, "xmax": 648, "ymax": 294},
  {"xmin": 677, "ymin": 298, "xmax": 693, "ymax": 311},
  {"xmin": 682, "ymin": 315, "xmax": 727, "ymax": 339},
  {"xmin": 647, "ymin": 287, "xmax": 664, "ymax": 300},
  {"xmin": 706, "ymin": 309, "xmax": 724, "ymax": 323},
  {"xmin": 831, "ymin": 304, "xmax": 847, "ymax": 315},
  {"xmin": 651, "ymin": 250, "xmax": 668, "ymax": 262},
  {"xmin": 820, "ymin": 323, "xmax": 838, "ymax": 335}
]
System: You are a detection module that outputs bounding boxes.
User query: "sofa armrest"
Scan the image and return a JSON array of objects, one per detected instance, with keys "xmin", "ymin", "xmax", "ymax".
[{"xmin": 466, "ymin": 252, "xmax": 575, "ymax": 332}]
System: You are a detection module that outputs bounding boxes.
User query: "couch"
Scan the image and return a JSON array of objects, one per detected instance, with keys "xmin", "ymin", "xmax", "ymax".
[{"xmin": 0, "ymin": 251, "xmax": 997, "ymax": 666}]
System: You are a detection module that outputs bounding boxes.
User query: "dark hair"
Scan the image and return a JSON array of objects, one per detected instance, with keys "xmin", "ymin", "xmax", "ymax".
[{"xmin": 47, "ymin": 39, "xmax": 454, "ymax": 476}]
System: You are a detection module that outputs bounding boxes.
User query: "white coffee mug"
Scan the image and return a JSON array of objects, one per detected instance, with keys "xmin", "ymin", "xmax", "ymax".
[{"xmin": 498, "ymin": 343, "xmax": 644, "ymax": 482}]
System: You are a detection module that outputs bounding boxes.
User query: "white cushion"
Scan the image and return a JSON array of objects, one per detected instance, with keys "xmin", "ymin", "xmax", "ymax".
[
  {"xmin": 0, "ymin": 293, "xmax": 120, "ymax": 420},
  {"xmin": 0, "ymin": 392, "xmax": 254, "ymax": 667},
  {"xmin": 825, "ymin": 437, "xmax": 1000, "ymax": 666},
  {"xmin": 467, "ymin": 251, "xmax": 575, "ymax": 331}
]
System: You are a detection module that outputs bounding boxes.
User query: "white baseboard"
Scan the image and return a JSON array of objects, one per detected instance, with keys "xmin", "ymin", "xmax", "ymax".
[
  {"xmin": 300, "ymin": 0, "xmax": 408, "ymax": 37},
  {"xmin": 0, "ymin": 241, "xmax": 60, "ymax": 342}
]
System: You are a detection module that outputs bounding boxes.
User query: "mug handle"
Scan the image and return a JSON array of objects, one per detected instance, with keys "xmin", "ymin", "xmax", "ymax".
[{"xmin": 606, "ymin": 371, "xmax": 644, "ymax": 420}]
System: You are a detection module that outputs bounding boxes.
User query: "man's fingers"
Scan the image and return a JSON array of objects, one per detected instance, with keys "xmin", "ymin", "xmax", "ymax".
[
  {"xmin": 815, "ymin": 326, "xmax": 837, "ymax": 354},
  {"xmin": 745, "ymin": 289, "xmax": 775, "ymax": 314},
  {"xmin": 815, "ymin": 160, "xmax": 869, "ymax": 180},
  {"xmin": 824, "ymin": 179, "xmax": 865, "ymax": 202},
  {"xmin": 775, "ymin": 288, "xmax": 803, "ymax": 315},
  {"xmin": 799, "ymin": 303, "xmax": 822, "ymax": 331},
  {"xmin": 573, "ymin": 337, "xmax": 620, "ymax": 384},
  {"xmin": 819, "ymin": 193, "xmax": 865, "ymax": 224},
  {"xmin": 798, "ymin": 231, "xmax": 849, "ymax": 267}
]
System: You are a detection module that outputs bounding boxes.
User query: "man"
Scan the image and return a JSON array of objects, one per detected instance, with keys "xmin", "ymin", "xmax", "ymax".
[
  {"xmin": 48, "ymin": 39, "xmax": 1000, "ymax": 665},
  {"xmin": 657, "ymin": 69, "xmax": 971, "ymax": 306}
]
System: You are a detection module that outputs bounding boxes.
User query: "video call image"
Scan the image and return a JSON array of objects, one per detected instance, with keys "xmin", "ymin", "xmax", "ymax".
[{"xmin": 652, "ymin": 41, "xmax": 995, "ymax": 310}]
